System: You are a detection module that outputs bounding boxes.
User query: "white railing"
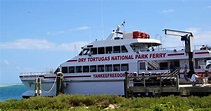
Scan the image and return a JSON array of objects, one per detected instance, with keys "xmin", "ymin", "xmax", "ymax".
[
  {"xmin": 20, "ymin": 72, "xmax": 48, "ymax": 76},
  {"xmin": 156, "ymin": 45, "xmax": 210, "ymax": 52},
  {"xmin": 20, "ymin": 69, "xmax": 55, "ymax": 76}
]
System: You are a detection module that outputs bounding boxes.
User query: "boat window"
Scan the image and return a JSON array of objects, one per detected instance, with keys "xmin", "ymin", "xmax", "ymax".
[
  {"xmin": 79, "ymin": 51, "xmax": 83, "ymax": 56},
  {"xmin": 160, "ymin": 62, "xmax": 168, "ymax": 70},
  {"xmin": 91, "ymin": 48, "xmax": 97, "ymax": 55},
  {"xmin": 121, "ymin": 45, "xmax": 128, "ymax": 53},
  {"xmin": 174, "ymin": 61, "xmax": 180, "ymax": 68},
  {"xmin": 121, "ymin": 64, "xmax": 129, "ymax": 71},
  {"xmin": 130, "ymin": 44, "xmax": 149, "ymax": 52},
  {"xmin": 76, "ymin": 66, "xmax": 82, "ymax": 73},
  {"xmin": 98, "ymin": 65, "xmax": 104, "ymax": 72},
  {"xmin": 139, "ymin": 62, "xmax": 146, "ymax": 70},
  {"xmin": 90, "ymin": 65, "xmax": 97, "ymax": 72},
  {"xmin": 69, "ymin": 66, "xmax": 75, "ymax": 73},
  {"xmin": 113, "ymin": 46, "xmax": 120, "ymax": 53},
  {"xmin": 106, "ymin": 46, "xmax": 112, "ymax": 54},
  {"xmin": 113, "ymin": 64, "xmax": 120, "ymax": 71},
  {"xmin": 105, "ymin": 64, "xmax": 112, "ymax": 72},
  {"xmin": 62, "ymin": 67, "xmax": 68, "ymax": 73},
  {"xmin": 82, "ymin": 48, "xmax": 90, "ymax": 55},
  {"xmin": 98, "ymin": 47, "xmax": 105, "ymax": 54},
  {"xmin": 54, "ymin": 67, "xmax": 60, "ymax": 74},
  {"xmin": 83, "ymin": 66, "xmax": 89, "ymax": 72}
]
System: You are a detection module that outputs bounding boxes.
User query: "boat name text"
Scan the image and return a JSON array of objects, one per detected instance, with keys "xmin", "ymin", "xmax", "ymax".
[
  {"xmin": 93, "ymin": 73, "xmax": 134, "ymax": 78},
  {"xmin": 78, "ymin": 53, "xmax": 166, "ymax": 62}
]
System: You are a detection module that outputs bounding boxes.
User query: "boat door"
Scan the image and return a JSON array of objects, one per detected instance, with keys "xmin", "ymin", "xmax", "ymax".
[{"xmin": 137, "ymin": 60, "xmax": 148, "ymax": 74}]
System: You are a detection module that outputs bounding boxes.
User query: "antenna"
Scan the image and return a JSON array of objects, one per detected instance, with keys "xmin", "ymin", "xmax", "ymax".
[
  {"xmin": 89, "ymin": 28, "xmax": 91, "ymax": 42},
  {"xmin": 121, "ymin": 20, "xmax": 126, "ymax": 33},
  {"xmin": 101, "ymin": 0, "xmax": 104, "ymax": 39},
  {"xmin": 74, "ymin": 44, "xmax": 77, "ymax": 57},
  {"xmin": 155, "ymin": 34, "xmax": 162, "ymax": 49}
]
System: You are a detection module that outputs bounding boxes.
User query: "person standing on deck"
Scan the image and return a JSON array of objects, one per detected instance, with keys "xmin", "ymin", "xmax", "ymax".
[
  {"xmin": 170, "ymin": 62, "xmax": 174, "ymax": 73},
  {"xmin": 184, "ymin": 65, "xmax": 189, "ymax": 81}
]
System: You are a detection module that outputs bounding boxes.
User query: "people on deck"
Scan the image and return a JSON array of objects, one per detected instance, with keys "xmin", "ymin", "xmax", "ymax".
[
  {"xmin": 170, "ymin": 62, "xmax": 175, "ymax": 73},
  {"xmin": 200, "ymin": 45, "xmax": 207, "ymax": 50},
  {"xmin": 152, "ymin": 47, "xmax": 155, "ymax": 51},
  {"xmin": 183, "ymin": 65, "xmax": 189, "ymax": 81},
  {"xmin": 190, "ymin": 74, "xmax": 199, "ymax": 86}
]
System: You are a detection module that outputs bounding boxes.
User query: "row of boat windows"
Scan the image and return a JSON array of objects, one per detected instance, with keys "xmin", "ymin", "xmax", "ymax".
[
  {"xmin": 79, "ymin": 45, "xmax": 128, "ymax": 56},
  {"xmin": 62, "ymin": 64, "xmax": 129, "ymax": 73}
]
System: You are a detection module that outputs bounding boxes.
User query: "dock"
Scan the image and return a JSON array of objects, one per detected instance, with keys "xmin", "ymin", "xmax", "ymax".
[{"xmin": 124, "ymin": 70, "xmax": 211, "ymax": 97}]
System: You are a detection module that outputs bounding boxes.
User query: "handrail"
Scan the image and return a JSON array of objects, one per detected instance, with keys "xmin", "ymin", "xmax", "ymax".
[
  {"xmin": 156, "ymin": 45, "xmax": 210, "ymax": 52},
  {"xmin": 20, "ymin": 71, "xmax": 54, "ymax": 76}
]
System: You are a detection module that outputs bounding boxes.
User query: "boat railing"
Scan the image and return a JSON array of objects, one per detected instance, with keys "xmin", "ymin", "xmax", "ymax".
[
  {"xmin": 156, "ymin": 45, "xmax": 210, "ymax": 52},
  {"xmin": 20, "ymin": 70, "xmax": 54, "ymax": 76},
  {"xmin": 156, "ymin": 46, "xmax": 184, "ymax": 52}
]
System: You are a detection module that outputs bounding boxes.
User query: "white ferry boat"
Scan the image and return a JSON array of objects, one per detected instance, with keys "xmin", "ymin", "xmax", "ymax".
[{"xmin": 20, "ymin": 25, "xmax": 211, "ymax": 98}]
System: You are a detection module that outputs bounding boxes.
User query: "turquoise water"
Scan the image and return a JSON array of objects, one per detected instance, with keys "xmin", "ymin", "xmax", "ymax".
[{"xmin": 0, "ymin": 84, "xmax": 27, "ymax": 101}]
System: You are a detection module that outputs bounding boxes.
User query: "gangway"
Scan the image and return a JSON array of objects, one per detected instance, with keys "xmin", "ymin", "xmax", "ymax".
[{"xmin": 124, "ymin": 70, "xmax": 211, "ymax": 97}]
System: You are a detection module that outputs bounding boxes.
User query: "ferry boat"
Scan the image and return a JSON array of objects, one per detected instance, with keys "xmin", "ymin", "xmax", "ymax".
[{"xmin": 20, "ymin": 25, "xmax": 211, "ymax": 98}]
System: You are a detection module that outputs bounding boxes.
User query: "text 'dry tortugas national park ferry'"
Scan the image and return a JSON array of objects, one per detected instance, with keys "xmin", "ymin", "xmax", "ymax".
[{"xmin": 20, "ymin": 25, "xmax": 211, "ymax": 98}]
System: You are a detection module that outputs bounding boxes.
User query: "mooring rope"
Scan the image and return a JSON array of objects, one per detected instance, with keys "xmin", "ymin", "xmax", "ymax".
[{"xmin": 41, "ymin": 78, "xmax": 57, "ymax": 93}]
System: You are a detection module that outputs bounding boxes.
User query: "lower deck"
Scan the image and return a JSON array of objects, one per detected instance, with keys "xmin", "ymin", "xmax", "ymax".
[{"xmin": 125, "ymin": 70, "xmax": 211, "ymax": 97}]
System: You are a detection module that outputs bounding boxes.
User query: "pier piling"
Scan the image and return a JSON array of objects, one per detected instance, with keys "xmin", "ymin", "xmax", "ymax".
[
  {"xmin": 124, "ymin": 72, "xmax": 129, "ymax": 98},
  {"xmin": 56, "ymin": 72, "xmax": 64, "ymax": 95},
  {"xmin": 34, "ymin": 77, "xmax": 41, "ymax": 96}
]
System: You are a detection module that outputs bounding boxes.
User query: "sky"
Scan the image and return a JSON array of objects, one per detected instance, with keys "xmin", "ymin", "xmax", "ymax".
[{"xmin": 0, "ymin": 0, "xmax": 211, "ymax": 83}]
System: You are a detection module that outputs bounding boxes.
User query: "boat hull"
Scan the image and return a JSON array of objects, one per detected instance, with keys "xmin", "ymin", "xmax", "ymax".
[{"xmin": 21, "ymin": 77, "xmax": 125, "ymax": 97}]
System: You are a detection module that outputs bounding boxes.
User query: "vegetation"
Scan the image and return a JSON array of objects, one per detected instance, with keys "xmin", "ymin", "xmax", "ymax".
[{"xmin": 1, "ymin": 94, "xmax": 211, "ymax": 111}]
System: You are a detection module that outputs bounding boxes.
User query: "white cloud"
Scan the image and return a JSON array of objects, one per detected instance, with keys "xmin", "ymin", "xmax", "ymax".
[
  {"xmin": 0, "ymin": 39, "xmax": 54, "ymax": 50},
  {"xmin": 69, "ymin": 26, "xmax": 90, "ymax": 32},
  {"xmin": 57, "ymin": 41, "xmax": 88, "ymax": 51},
  {"xmin": 206, "ymin": 6, "xmax": 211, "ymax": 9},
  {"xmin": 47, "ymin": 26, "xmax": 90, "ymax": 35},
  {"xmin": 185, "ymin": 28, "xmax": 211, "ymax": 45},
  {"xmin": 75, "ymin": 26, "xmax": 89, "ymax": 30},
  {"xmin": 16, "ymin": 66, "xmax": 21, "ymax": 70},
  {"xmin": 46, "ymin": 30, "xmax": 65, "ymax": 35},
  {"xmin": 0, "ymin": 39, "xmax": 89, "ymax": 51},
  {"xmin": 3, "ymin": 60, "xmax": 10, "ymax": 65},
  {"xmin": 162, "ymin": 28, "xmax": 211, "ymax": 48},
  {"xmin": 161, "ymin": 9, "xmax": 175, "ymax": 14}
]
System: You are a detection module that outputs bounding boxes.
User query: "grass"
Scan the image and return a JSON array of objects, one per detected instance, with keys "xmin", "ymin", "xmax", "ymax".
[{"xmin": 1, "ymin": 94, "xmax": 211, "ymax": 110}]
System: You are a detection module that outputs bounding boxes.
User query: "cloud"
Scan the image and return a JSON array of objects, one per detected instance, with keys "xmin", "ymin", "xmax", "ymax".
[
  {"xmin": 47, "ymin": 26, "xmax": 90, "ymax": 35},
  {"xmin": 185, "ymin": 28, "xmax": 211, "ymax": 45},
  {"xmin": 3, "ymin": 60, "xmax": 10, "ymax": 66},
  {"xmin": 16, "ymin": 66, "xmax": 21, "ymax": 70},
  {"xmin": 75, "ymin": 26, "xmax": 89, "ymax": 30},
  {"xmin": 0, "ymin": 39, "xmax": 89, "ymax": 51},
  {"xmin": 69, "ymin": 26, "xmax": 90, "ymax": 32},
  {"xmin": 0, "ymin": 39, "xmax": 54, "ymax": 50},
  {"xmin": 57, "ymin": 41, "xmax": 89, "ymax": 51},
  {"xmin": 206, "ymin": 6, "xmax": 211, "ymax": 9},
  {"xmin": 46, "ymin": 30, "xmax": 65, "ymax": 35},
  {"xmin": 162, "ymin": 27, "xmax": 211, "ymax": 48},
  {"xmin": 161, "ymin": 9, "xmax": 175, "ymax": 13}
]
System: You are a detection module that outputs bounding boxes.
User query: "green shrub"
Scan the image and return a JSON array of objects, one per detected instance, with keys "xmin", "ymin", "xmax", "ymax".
[{"xmin": 1, "ymin": 95, "xmax": 211, "ymax": 110}]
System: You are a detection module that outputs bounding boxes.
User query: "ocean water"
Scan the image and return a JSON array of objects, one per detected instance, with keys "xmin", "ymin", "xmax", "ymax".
[{"xmin": 0, "ymin": 84, "xmax": 27, "ymax": 101}]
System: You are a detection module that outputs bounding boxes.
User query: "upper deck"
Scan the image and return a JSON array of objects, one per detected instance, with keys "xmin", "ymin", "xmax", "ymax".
[
  {"xmin": 76, "ymin": 25, "xmax": 210, "ymax": 58},
  {"xmin": 62, "ymin": 26, "xmax": 211, "ymax": 68},
  {"xmin": 82, "ymin": 26, "xmax": 161, "ymax": 50}
]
